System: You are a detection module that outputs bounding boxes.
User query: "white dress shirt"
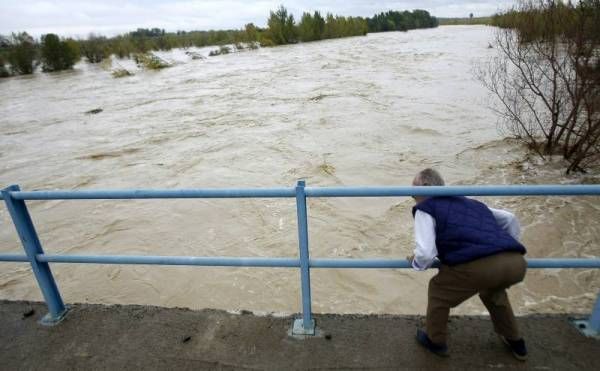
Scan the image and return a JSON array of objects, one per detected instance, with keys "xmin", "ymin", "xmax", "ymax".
[{"xmin": 412, "ymin": 207, "xmax": 521, "ymax": 270}]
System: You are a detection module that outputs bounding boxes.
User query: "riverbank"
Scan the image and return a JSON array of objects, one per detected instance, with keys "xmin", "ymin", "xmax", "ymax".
[{"xmin": 1, "ymin": 300, "xmax": 598, "ymax": 370}]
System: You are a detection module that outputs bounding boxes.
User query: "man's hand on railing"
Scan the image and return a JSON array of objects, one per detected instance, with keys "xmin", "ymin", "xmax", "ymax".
[{"xmin": 406, "ymin": 255, "xmax": 414, "ymax": 266}]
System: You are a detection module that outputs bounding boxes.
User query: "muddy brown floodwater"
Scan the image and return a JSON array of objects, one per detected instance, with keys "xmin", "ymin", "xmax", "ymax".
[{"xmin": 1, "ymin": 26, "xmax": 599, "ymax": 317}]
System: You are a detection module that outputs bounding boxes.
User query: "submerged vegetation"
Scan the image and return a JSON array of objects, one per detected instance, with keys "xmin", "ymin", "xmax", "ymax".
[
  {"xmin": 80, "ymin": 34, "xmax": 109, "ymax": 63},
  {"xmin": 0, "ymin": 6, "xmax": 438, "ymax": 78},
  {"xmin": 133, "ymin": 53, "xmax": 171, "ymax": 69},
  {"xmin": 3, "ymin": 32, "xmax": 38, "ymax": 75},
  {"xmin": 479, "ymin": 0, "xmax": 600, "ymax": 173},
  {"xmin": 209, "ymin": 45, "xmax": 232, "ymax": 56},
  {"xmin": 318, "ymin": 160, "xmax": 336, "ymax": 176},
  {"xmin": 112, "ymin": 68, "xmax": 133, "ymax": 78}
]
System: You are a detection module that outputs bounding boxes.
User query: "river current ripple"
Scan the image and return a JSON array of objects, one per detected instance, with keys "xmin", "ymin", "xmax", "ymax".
[{"xmin": 1, "ymin": 26, "xmax": 599, "ymax": 316}]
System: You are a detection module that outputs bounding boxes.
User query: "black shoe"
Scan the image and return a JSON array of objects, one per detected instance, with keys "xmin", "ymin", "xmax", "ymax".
[
  {"xmin": 416, "ymin": 329, "xmax": 449, "ymax": 357},
  {"xmin": 499, "ymin": 335, "xmax": 527, "ymax": 361}
]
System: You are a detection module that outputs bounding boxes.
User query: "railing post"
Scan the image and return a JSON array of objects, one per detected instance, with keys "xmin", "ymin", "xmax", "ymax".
[
  {"xmin": 2, "ymin": 185, "xmax": 67, "ymax": 325},
  {"xmin": 589, "ymin": 293, "xmax": 600, "ymax": 332},
  {"xmin": 573, "ymin": 291, "xmax": 600, "ymax": 338},
  {"xmin": 292, "ymin": 180, "xmax": 315, "ymax": 335}
]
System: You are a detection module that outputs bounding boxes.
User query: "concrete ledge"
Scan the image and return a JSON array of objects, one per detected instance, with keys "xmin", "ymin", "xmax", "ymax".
[{"xmin": 1, "ymin": 300, "xmax": 599, "ymax": 370}]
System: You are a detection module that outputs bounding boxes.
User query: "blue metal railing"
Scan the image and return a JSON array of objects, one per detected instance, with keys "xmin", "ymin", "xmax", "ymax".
[{"xmin": 1, "ymin": 182, "xmax": 600, "ymax": 336}]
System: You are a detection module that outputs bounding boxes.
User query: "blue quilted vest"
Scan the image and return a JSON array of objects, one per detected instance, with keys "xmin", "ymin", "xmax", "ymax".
[{"xmin": 412, "ymin": 196, "xmax": 526, "ymax": 265}]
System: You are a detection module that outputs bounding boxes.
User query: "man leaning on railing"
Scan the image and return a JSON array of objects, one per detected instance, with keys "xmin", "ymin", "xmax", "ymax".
[{"xmin": 407, "ymin": 168, "xmax": 528, "ymax": 361}]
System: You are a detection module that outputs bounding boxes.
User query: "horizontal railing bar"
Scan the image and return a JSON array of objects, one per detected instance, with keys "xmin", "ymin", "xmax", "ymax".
[
  {"xmin": 311, "ymin": 258, "xmax": 600, "ymax": 268},
  {"xmin": 305, "ymin": 185, "xmax": 600, "ymax": 197},
  {"xmin": 525, "ymin": 258, "xmax": 600, "ymax": 268},
  {"xmin": 311, "ymin": 259, "xmax": 413, "ymax": 268},
  {"xmin": 0, "ymin": 254, "xmax": 29, "ymax": 262},
  {"xmin": 5, "ymin": 185, "xmax": 600, "ymax": 201},
  {"xmin": 37, "ymin": 254, "xmax": 301, "ymax": 267},
  {"xmin": 10, "ymin": 188, "xmax": 296, "ymax": 200},
  {"xmin": 0, "ymin": 254, "xmax": 594, "ymax": 269}
]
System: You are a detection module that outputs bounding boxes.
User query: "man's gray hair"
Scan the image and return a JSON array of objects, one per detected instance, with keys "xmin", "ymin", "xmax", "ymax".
[{"xmin": 414, "ymin": 168, "xmax": 445, "ymax": 186}]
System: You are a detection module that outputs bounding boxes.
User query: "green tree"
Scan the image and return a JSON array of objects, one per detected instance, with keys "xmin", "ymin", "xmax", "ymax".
[
  {"xmin": 266, "ymin": 5, "xmax": 297, "ymax": 45},
  {"xmin": 7, "ymin": 32, "xmax": 37, "ymax": 75},
  {"xmin": 244, "ymin": 23, "xmax": 259, "ymax": 42},
  {"xmin": 298, "ymin": 12, "xmax": 315, "ymax": 42},
  {"xmin": 313, "ymin": 11, "xmax": 326, "ymax": 40},
  {"xmin": 323, "ymin": 13, "xmax": 336, "ymax": 38},
  {"xmin": 40, "ymin": 33, "xmax": 79, "ymax": 71},
  {"xmin": 297, "ymin": 11, "xmax": 326, "ymax": 41}
]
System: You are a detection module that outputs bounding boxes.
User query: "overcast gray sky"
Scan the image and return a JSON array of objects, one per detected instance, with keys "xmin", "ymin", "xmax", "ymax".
[{"xmin": 0, "ymin": 1, "xmax": 517, "ymax": 38}]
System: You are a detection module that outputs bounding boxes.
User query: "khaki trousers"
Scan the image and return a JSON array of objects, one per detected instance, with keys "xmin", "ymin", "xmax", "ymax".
[{"xmin": 426, "ymin": 252, "xmax": 527, "ymax": 345}]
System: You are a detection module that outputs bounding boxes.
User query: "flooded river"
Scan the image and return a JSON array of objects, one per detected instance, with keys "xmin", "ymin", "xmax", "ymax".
[{"xmin": 1, "ymin": 26, "xmax": 599, "ymax": 316}]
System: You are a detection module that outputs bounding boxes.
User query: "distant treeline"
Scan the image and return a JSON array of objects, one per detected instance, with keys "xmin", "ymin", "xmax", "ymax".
[
  {"xmin": 262, "ymin": 6, "xmax": 368, "ymax": 45},
  {"xmin": 367, "ymin": 10, "xmax": 438, "ymax": 31},
  {"xmin": 0, "ymin": 6, "xmax": 437, "ymax": 78},
  {"xmin": 437, "ymin": 17, "xmax": 492, "ymax": 25}
]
